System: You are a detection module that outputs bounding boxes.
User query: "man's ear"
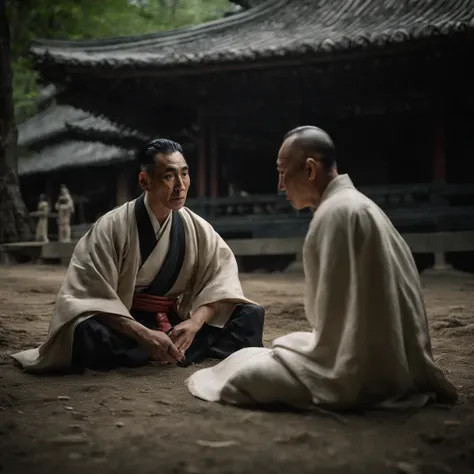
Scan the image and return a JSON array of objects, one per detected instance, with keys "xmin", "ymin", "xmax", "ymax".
[
  {"xmin": 138, "ymin": 171, "xmax": 148, "ymax": 190},
  {"xmin": 305, "ymin": 157, "xmax": 320, "ymax": 181}
]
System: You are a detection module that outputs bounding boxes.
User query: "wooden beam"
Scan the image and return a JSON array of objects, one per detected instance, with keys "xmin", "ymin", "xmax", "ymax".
[
  {"xmin": 11, "ymin": 231, "xmax": 473, "ymax": 263},
  {"xmin": 226, "ymin": 231, "xmax": 474, "ymax": 256},
  {"xmin": 197, "ymin": 108, "xmax": 207, "ymax": 198},
  {"xmin": 209, "ymin": 120, "xmax": 218, "ymax": 198},
  {"xmin": 431, "ymin": 116, "xmax": 449, "ymax": 267}
]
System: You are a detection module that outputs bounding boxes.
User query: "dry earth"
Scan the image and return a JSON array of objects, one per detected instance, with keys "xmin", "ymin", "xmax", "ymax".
[{"xmin": 0, "ymin": 265, "xmax": 473, "ymax": 474}]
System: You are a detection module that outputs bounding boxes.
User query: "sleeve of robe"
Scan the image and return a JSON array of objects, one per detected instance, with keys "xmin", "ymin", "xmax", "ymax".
[
  {"xmin": 178, "ymin": 210, "xmax": 254, "ymax": 327},
  {"xmin": 50, "ymin": 209, "xmax": 136, "ymax": 333},
  {"xmin": 10, "ymin": 205, "xmax": 136, "ymax": 372}
]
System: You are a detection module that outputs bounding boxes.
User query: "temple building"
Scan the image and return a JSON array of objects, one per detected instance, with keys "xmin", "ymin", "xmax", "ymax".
[
  {"xmin": 3, "ymin": 0, "xmax": 472, "ymax": 272},
  {"xmin": 28, "ymin": 0, "xmax": 474, "ymax": 200}
]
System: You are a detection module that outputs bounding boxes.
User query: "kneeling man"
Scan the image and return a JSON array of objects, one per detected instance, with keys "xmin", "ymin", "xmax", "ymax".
[
  {"xmin": 12, "ymin": 139, "xmax": 264, "ymax": 373},
  {"xmin": 187, "ymin": 126, "xmax": 457, "ymax": 410}
]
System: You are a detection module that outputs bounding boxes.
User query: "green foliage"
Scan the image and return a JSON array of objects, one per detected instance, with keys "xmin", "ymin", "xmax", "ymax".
[{"xmin": 6, "ymin": 0, "xmax": 231, "ymax": 123}]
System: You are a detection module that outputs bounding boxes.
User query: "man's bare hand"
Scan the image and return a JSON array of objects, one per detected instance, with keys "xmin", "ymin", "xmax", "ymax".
[
  {"xmin": 142, "ymin": 329, "xmax": 184, "ymax": 364},
  {"xmin": 169, "ymin": 319, "xmax": 201, "ymax": 353}
]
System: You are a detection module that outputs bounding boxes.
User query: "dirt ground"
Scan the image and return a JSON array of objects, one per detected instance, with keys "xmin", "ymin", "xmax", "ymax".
[{"xmin": 0, "ymin": 265, "xmax": 473, "ymax": 474}]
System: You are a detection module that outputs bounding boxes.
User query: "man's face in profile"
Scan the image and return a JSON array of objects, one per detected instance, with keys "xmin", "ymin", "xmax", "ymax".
[{"xmin": 277, "ymin": 139, "xmax": 315, "ymax": 210}]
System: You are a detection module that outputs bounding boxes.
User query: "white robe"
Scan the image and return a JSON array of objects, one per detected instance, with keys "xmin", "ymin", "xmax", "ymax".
[
  {"xmin": 12, "ymin": 200, "xmax": 253, "ymax": 373},
  {"xmin": 187, "ymin": 175, "xmax": 457, "ymax": 410}
]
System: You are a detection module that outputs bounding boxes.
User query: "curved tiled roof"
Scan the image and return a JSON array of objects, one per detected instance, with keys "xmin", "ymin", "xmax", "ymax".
[
  {"xmin": 18, "ymin": 91, "xmax": 140, "ymax": 174},
  {"xmin": 31, "ymin": 0, "xmax": 474, "ymax": 72},
  {"xmin": 18, "ymin": 96, "xmax": 145, "ymax": 149},
  {"xmin": 18, "ymin": 141, "xmax": 134, "ymax": 176},
  {"xmin": 65, "ymin": 115, "xmax": 150, "ymax": 146},
  {"xmin": 230, "ymin": 0, "xmax": 266, "ymax": 7},
  {"xmin": 18, "ymin": 104, "xmax": 88, "ymax": 148}
]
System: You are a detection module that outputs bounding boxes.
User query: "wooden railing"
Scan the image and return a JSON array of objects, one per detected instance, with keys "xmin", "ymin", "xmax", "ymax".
[
  {"xmin": 185, "ymin": 182, "xmax": 474, "ymax": 238},
  {"xmin": 67, "ymin": 182, "xmax": 473, "ymax": 240}
]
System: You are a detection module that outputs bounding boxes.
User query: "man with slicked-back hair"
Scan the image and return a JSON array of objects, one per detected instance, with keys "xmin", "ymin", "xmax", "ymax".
[
  {"xmin": 12, "ymin": 139, "xmax": 265, "ymax": 373},
  {"xmin": 187, "ymin": 126, "xmax": 457, "ymax": 411}
]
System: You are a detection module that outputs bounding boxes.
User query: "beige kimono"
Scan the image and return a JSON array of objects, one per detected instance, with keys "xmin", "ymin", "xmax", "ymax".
[
  {"xmin": 12, "ymin": 200, "xmax": 252, "ymax": 373},
  {"xmin": 187, "ymin": 175, "xmax": 457, "ymax": 410}
]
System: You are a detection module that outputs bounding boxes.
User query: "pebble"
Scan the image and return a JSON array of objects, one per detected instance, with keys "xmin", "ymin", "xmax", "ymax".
[
  {"xmin": 91, "ymin": 448, "xmax": 107, "ymax": 457},
  {"xmin": 68, "ymin": 452, "xmax": 83, "ymax": 460},
  {"xmin": 68, "ymin": 424, "xmax": 82, "ymax": 432},
  {"xmin": 419, "ymin": 433, "xmax": 445, "ymax": 444},
  {"xmin": 444, "ymin": 420, "xmax": 462, "ymax": 426},
  {"xmin": 64, "ymin": 406, "xmax": 74, "ymax": 411},
  {"xmin": 57, "ymin": 396, "xmax": 70, "ymax": 401},
  {"xmin": 196, "ymin": 440, "xmax": 239, "ymax": 448},
  {"xmin": 71, "ymin": 412, "xmax": 88, "ymax": 420},
  {"xmin": 115, "ymin": 421, "xmax": 125, "ymax": 428},
  {"xmin": 184, "ymin": 464, "xmax": 201, "ymax": 474},
  {"xmin": 394, "ymin": 462, "xmax": 421, "ymax": 474}
]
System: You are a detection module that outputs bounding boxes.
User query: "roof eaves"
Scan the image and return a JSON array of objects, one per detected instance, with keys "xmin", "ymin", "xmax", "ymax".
[
  {"xmin": 31, "ymin": 20, "xmax": 474, "ymax": 74},
  {"xmin": 30, "ymin": 0, "xmax": 281, "ymax": 54},
  {"xmin": 18, "ymin": 141, "xmax": 135, "ymax": 176}
]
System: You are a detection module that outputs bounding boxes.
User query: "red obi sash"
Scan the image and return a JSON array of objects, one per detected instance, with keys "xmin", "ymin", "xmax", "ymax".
[{"xmin": 131, "ymin": 294, "xmax": 178, "ymax": 333}]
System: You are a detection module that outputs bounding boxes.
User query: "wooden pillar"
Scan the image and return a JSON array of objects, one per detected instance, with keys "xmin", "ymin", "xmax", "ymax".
[
  {"xmin": 433, "ymin": 118, "xmax": 446, "ymax": 183},
  {"xmin": 78, "ymin": 201, "xmax": 86, "ymax": 224},
  {"xmin": 209, "ymin": 120, "xmax": 218, "ymax": 198},
  {"xmin": 197, "ymin": 108, "xmax": 207, "ymax": 198},
  {"xmin": 116, "ymin": 165, "xmax": 131, "ymax": 206},
  {"xmin": 432, "ymin": 116, "xmax": 451, "ymax": 270}
]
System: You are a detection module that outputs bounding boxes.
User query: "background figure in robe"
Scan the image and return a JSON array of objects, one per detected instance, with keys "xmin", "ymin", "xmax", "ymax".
[
  {"xmin": 187, "ymin": 126, "xmax": 457, "ymax": 410},
  {"xmin": 57, "ymin": 184, "xmax": 75, "ymax": 216},
  {"xmin": 56, "ymin": 195, "xmax": 73, "ymax": 243},
  {"xmin": 11, "ymin": 139, "xmax": 264, "ymax": 373},
  {"xmin": 55, "ymin": 184, "xmax": 75, "ymax": 243},
  {"xmin": 35, "ymin": 193, "xmax": 50, "ymax": 243}
]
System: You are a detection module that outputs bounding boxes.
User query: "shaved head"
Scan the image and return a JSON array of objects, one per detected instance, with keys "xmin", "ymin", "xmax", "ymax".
[
  {"xmin": 277, "ymin": 125, "xmax": 338, "ymax": 210},
  {"xmin": 282, "ymin": 126, "xmax": 336, "ymax": 170}
]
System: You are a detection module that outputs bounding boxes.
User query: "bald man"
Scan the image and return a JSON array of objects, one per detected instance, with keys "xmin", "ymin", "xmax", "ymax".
[{"xmin": 186, "ymin": 125, "xmax": 457, "ymax": 411}]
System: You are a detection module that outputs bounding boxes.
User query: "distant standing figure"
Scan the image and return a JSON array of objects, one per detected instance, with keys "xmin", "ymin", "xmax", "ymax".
[
  {"xmin": 35, "ymin": 194, "xmax": 50, "ymax": 243},
  {"xmin": 57, "ymin": 184, "xmax": 75, "ymax": 215},
  {"xmin": 55, "ymin": 185, "xmax": 75, "ymax": 243},
  {"xmin": 56, "ymin": 195, "xmax": 73, "ymax": 243}
]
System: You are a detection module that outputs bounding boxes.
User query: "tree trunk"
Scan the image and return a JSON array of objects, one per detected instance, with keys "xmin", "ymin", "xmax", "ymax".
[
  {"xmin": 0, "ymin": 1, "xmax": 31, "ymax": 243},
  {"xmin": 170, "ymin": 0, "xmax": 179, "ymax": 18}
]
